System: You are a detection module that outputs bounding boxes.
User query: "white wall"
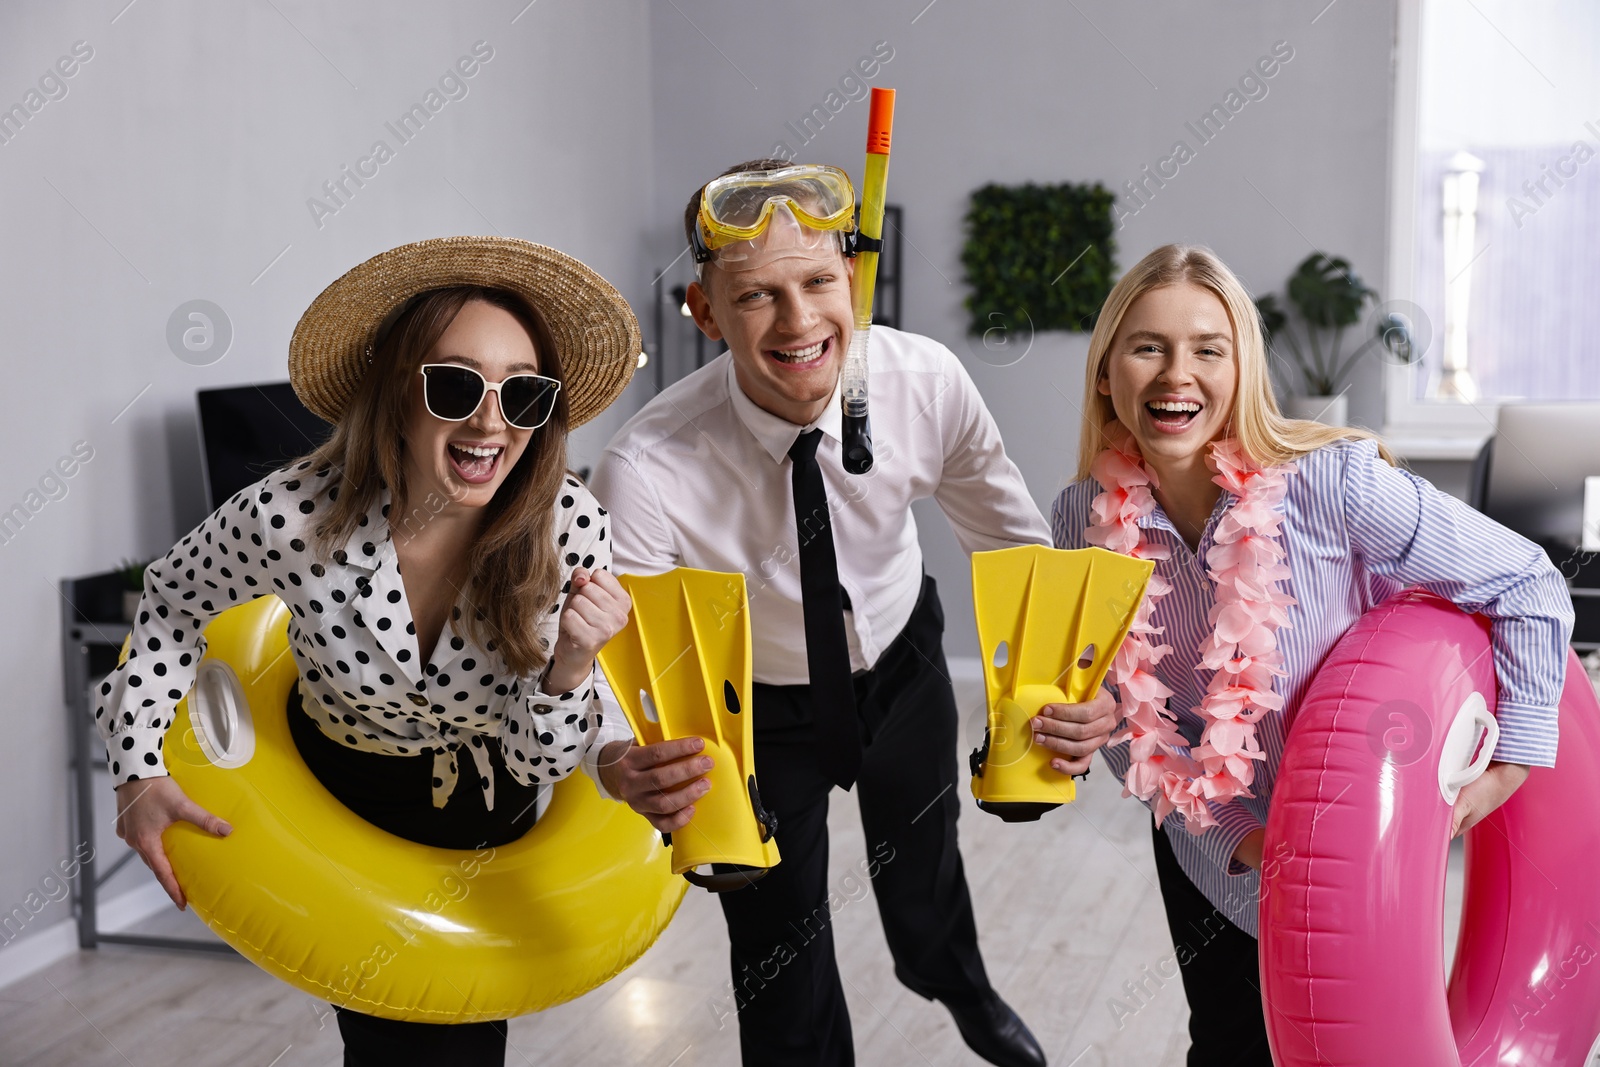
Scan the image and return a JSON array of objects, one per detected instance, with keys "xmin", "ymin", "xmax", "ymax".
[
  {"xmin": 0, "ymin": 0, "xmax": 656, "ymax": 966},
  {"xmin": 647, "ymin": 0, "xmax": 1398, "ymax": 659}
]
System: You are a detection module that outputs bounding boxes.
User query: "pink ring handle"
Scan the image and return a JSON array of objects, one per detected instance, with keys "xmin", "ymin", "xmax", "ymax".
[{"xmin": 1260, "ymin": 590, "xmax": 1600, "ymax": 1065}]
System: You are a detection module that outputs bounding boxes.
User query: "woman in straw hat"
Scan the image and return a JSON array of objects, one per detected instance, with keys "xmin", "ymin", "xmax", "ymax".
[{"xmin": 95, "ymin": 236, "xmax": 646, "ymax": 1063}]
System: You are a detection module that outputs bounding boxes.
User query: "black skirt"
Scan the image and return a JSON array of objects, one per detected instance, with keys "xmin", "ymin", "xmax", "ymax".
[{"xmin": 287, "ymin": 684, "xmax": 542, "ymax": 850}]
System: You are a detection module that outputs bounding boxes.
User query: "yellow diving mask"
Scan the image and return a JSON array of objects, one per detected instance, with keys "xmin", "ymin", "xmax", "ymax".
[{"xmin": 692, "ymin": 164, "xmax": 861, "ymax": 266}]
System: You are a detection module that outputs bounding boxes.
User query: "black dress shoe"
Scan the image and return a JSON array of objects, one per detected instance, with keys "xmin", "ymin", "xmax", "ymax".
[{"xmin": 942, "ymin": 991, "xmax": 1047, "ymax": 1067}]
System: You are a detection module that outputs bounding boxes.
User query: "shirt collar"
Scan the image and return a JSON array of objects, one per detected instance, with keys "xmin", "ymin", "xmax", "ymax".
[
  {"xmin": 725, "ymin": 357, "xmax": 843, "ymax": 464},
  {"xmin": 1137, "ymin": 490, "xmax": 1235, "ymax": 533}
]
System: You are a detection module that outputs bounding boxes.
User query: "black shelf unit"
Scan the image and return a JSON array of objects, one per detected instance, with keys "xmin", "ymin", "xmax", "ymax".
[{"xmin": 60, "ymin": 571, "xmax": 235, "ymax": 955}]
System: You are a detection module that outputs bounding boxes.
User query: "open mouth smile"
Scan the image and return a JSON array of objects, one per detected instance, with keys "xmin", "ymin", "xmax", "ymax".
[
  {"xmin": 447, "ymin": 442, "xmax": 503, "ymax": 484},
  {"xmin": 766, "ymin": 337, "xmax": 831, "ymax": 368},
  {"xmin": 1145, "ymin": 398, "xmax": 1203, "ymax": 433}
]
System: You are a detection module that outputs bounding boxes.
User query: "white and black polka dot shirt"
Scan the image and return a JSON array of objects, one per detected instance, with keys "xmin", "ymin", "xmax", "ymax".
[{"xmin": 94, "ymin": 461, "xmax": 631, "ymax": 809}]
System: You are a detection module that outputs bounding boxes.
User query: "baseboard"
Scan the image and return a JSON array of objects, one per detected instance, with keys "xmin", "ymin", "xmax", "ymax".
[
  {"xmin": 0, "ymin": 919, "xmax": 76, "ymax": 994},
  {"xmin": 946, "ymin": 655, "xmax": 984, "ymax": 683},
  {"xmin": 0, "ymin": 881, "xmax": 172, "ymax": 992},
  {"xmin": 99, "ymin": 881, "xmax": 172, "ymax": 931}
]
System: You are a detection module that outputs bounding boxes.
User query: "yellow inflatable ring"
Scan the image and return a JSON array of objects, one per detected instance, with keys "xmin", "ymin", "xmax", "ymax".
[{"xmin": 157, "ymin": 596, "xmax": 685, "ymax": 1022}]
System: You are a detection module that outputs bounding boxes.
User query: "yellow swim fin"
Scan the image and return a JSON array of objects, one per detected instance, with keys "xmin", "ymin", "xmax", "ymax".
[
  {"xmin": 969, "ymin": 545, "xmax": 1154, "ymax": 822},
  {"xmin": 597, "ymin": 568, "xmax": 780, "ymax": 891}
]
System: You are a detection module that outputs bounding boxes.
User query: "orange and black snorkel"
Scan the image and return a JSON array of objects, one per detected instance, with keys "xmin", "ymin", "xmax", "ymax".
[{"xmin": 841, "ymin": 88, "xmax": 894, "ymax": 475}]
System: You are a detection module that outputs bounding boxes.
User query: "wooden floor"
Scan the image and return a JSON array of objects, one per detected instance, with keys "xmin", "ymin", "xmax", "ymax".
[{"xmin": 2, "ymin": 676, "xmax": 1471, "ymax": 1066}]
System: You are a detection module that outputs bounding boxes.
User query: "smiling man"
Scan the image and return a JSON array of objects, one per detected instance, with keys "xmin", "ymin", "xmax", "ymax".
[{"xmin": 591, "ymin": 160, "xmax": 1117, "ymax": 1067}]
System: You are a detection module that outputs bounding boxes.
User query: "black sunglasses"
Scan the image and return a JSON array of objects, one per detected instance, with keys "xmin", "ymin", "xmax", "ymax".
[{"xmin": 419, "ymin": 364, "xmax": 562, "ymax": 430}]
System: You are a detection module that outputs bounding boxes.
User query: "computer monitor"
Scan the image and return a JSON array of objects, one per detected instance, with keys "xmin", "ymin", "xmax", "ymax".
[
  {"xmin": 1484, "ymin": 403, "xmax": 1600, "ymax": 552},
  {"xmin": 197, "ymin": 382, "xmax": 331, "ymax": 511}
]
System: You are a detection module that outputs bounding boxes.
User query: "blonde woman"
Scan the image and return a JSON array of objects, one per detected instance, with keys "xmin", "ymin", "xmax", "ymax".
[{"xmin": 1050, "ymin": 244, "xmax": 1571, "ymax": 1063}]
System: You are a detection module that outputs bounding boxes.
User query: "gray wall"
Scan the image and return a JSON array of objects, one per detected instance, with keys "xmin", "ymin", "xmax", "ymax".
[
  {"xmin": 0, "ymin": 0, "xmax": 657, "ymax": 957},
  {"xmin": 647, "ymin": 0, "xmax": 1399, "ymax": 660}
]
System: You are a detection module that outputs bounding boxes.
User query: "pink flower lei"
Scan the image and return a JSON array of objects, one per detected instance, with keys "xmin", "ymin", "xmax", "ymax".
[{"xmin": 1086, "ymin": 430, "xmax": 1297, "ymax": 833}]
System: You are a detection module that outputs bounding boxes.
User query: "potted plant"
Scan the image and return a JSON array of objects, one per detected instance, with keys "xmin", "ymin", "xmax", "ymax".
[
  {"xmin": 118, "ymin": 558, "xmax": 148, "ymax": 622},
  {"xmin": 1256, "ymin": 253, "xmax": 1416, "ymax": 426}
]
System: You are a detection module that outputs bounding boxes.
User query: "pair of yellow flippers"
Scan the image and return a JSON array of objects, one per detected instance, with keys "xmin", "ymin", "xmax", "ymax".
[
  {"xmin": 969, "ymin": 546, "xmax": 1154, "ymax": 822},
  {"xmin": 597, "ymin": 569, "xmax": 781, "ymax": 891},
  {"xmin": 600, "ymin": 546, "xmax": 1152, "ymax": 864}
]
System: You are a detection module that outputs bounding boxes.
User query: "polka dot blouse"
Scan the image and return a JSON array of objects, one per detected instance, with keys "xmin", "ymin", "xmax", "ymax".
[{"xmin": 94, "ymin": 461, "xmax": 631, "ymax": 809}]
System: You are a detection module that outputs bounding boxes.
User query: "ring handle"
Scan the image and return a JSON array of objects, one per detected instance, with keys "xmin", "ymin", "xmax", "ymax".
[{"xmin": 1439, "ymin": 691, "xmax": 1499, "ymax": 805}]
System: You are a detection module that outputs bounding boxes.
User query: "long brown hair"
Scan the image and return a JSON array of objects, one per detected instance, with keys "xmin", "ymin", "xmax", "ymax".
[
  {"xmin": 1074, "ymin": 243, "xmax": 1396, "ymax": 482},
  {"xmin": 301, "ymin": 285, "xmax": 570, "ymax": 676}
]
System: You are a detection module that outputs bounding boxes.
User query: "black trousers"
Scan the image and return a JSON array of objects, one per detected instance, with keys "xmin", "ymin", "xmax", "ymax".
[
  {"xmin": 1150, "ymin": 820, "xmax": 1274, "ymax": 1067},
  {"xmin": 288, "ymin": 689, "xmax": 543, "ymax": 1067},
  {"xmin": 718, "ymin": 576, "xmax": 992, "ymax": 1066}
]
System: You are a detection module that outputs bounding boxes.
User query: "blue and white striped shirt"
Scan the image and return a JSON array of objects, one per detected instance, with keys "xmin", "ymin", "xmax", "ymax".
[{"xmin": 1050, "ymin": 438, "xmax": 1574, "ymax": 935}]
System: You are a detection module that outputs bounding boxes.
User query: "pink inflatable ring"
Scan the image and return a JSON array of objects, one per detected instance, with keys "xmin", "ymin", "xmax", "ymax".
[{"xmin": 1260, "ymin": 590, "xmax": 1600, "ymax": 1065}]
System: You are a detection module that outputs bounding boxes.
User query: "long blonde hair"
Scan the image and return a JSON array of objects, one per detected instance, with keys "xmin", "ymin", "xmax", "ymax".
[
  {"xmin": 300, "ymin": 286, "xmax": 570, "ymax": 677},
  {"xmin": 1073, "ymin": 244, "xmax": 1394, "ymax": 482}
]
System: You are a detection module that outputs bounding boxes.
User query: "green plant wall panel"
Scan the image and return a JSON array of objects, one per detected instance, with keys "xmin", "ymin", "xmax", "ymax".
[{"xmin": 961, "ymin": 181, "xmax": 1116, "ymax": 335}]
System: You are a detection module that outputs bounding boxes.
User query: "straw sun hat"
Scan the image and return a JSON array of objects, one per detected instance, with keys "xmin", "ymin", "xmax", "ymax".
[{"xmin": 289, "ymin": 236, "xmax": 642, "ymax": 428}]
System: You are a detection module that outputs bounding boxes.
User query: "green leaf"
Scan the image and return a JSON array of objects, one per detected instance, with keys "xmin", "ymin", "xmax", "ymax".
[
  {"xmin": 1287, "ymin": 253, "xmax": 1374, "ymax": 329},
  {"xmin": 1374, "ymin": 312, "xmax": 1417, "ymax": 365}
]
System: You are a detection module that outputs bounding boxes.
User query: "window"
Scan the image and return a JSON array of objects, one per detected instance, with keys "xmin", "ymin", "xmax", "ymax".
[{"xmin": 1386, "ymin": 0, "xmax": 1600, "ymax": 438}]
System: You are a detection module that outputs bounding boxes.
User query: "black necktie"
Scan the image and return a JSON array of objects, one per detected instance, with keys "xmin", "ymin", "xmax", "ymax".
[{"xmin": 789, "ymin": 429, "xmax": 862, "ymax": 789}]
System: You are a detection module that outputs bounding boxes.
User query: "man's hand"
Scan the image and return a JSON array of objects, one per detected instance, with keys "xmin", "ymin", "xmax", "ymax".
[
  {"xmin": 1031, "ymin": 686, "xmax": 1119, "ymax": 776},
  {"xmin": 114, "ymin": 776, "xmax": 232, "ymax": 909},
  {"xmin": 597, "ymin": 737, "xmax": 713, "ymax": 834},
  {"xmin": 545, "ymin": 567, "xmax": 632, "ymax": 696},
  {"xmin": 1451, "ymin": 761, "xmax": 1530, "ymax": 838}
]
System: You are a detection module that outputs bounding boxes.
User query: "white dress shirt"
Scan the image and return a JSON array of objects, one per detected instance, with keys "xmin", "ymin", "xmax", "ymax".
[
  {"xmin": 95, "ymin": 460, "xmax": 632, "ymax": 809},
  {"xmin": 590, "ymin": 326, "xmax": 1051, "ymax": 683}
]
